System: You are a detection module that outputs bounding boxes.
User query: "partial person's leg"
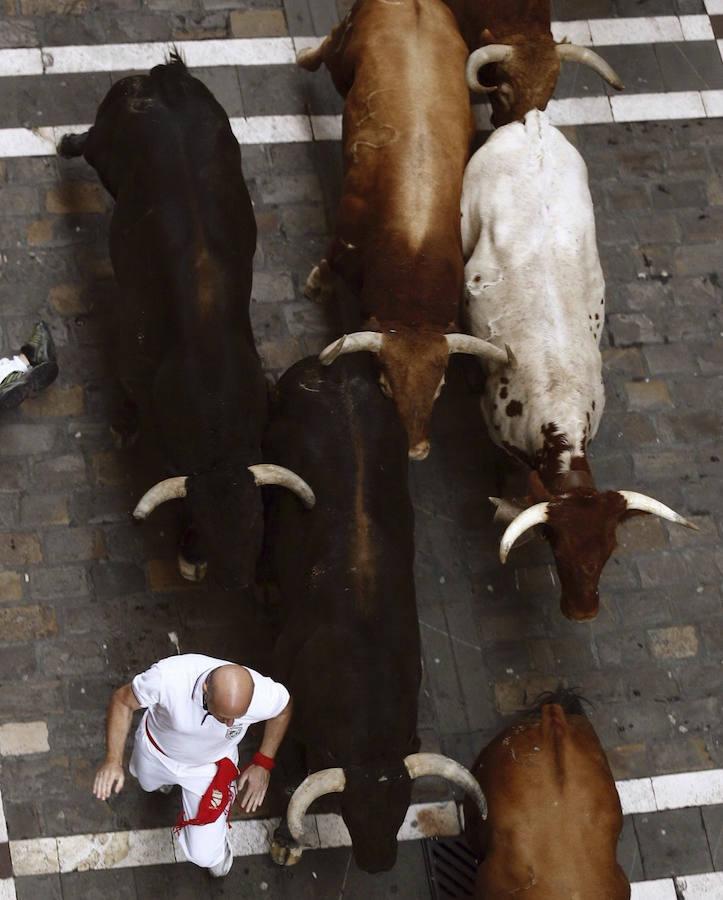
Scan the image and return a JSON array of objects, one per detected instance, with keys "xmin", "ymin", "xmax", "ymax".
[
  {"xmin": 177, "ymin": 784, "xmax": 234, "ymax": 875},
  {"xmin": 129, "ymin": 727, "xmax": 176, "ymax": 793},
  {"xmin": 0, "ymin": 322, "xmax": 58, "ymax": 410}
]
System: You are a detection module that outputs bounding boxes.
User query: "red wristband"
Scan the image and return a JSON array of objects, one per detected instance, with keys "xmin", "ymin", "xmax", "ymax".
[{"xmin": 252, "ymin": 751, "xmax": 275, "ymax": 771}]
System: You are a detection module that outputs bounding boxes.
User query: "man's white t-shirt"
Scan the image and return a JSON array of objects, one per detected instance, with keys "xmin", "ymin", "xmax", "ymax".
[{"xmin": 131, "ymin": 654, "xmax": 289, "ymax": 767}]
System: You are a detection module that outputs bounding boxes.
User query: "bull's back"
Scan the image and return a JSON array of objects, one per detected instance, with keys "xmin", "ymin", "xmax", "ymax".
[
  {"xmin": 471, "ymin": 711, "xmax": 628, "ymax": 898},
  {"xmin": 86, "ymin": 63, "xmax": 257, "ymax": 376},
  {"xmin": 340, "ymin": 0, "xmax": 471, "ymax": 322},
  {"xmin": 462, "ymin": 111, "xmax": 605, "ymax": 456}
]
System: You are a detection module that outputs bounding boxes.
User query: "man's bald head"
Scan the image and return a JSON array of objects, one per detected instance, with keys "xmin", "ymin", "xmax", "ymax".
[{"xmin": 205, "ymin": 665, "xmax": 254, "ymax": 724}]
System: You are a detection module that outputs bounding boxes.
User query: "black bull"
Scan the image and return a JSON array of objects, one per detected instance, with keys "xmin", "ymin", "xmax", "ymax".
[
  {"xmin": 264, "ymin": 355, "xmax": 421, "ymax": 872},
  {"xmin": 58, "ymin": 56, "xmax": 307, "ymax": 589},
  {"xmin": 263, "ymin": 356, "xmax": 486, "ymax": 872}
]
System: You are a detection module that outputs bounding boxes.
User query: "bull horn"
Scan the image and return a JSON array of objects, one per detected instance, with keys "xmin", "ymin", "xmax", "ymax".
[
  {"xmin": 133, "ymin": 477, "xmax": 188, "ymax": 520},
  {"xmin": 466, "ymin": 45, "xmax": 514, "ymax": 93},
  {"xmin": 404, "ymin": 753, "xmax": 487, "ymax": 820},
  {"xmin": 617, "ymin": 491, "xmax": 698, "ymax": 530},
  {"xmin": 556, "ymin": 44, "xmax": 624, "ymax": 91},
  {"xmin": 319, "ymin": 332, "xmax": 383, "ymax": 366},
  {"xmin": 499, "ymin": 502, "xmax": 550, "ymax": 563},
  {"xmin": 446, "ymin": 335, "xmax": 512, "ymax": 367},
  {"xmin": 248, "ymin": 464, "xmax": 316, "ymax": 509},
  {"xmin": 287, "ymin": 768, "xmax": 346, "ymax": 843}
]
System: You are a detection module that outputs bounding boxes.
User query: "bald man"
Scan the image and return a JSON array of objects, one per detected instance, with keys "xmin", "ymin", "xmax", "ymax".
[{"xmin": 93, "ymin": 654, "xmax": 292, "ymax": 877}]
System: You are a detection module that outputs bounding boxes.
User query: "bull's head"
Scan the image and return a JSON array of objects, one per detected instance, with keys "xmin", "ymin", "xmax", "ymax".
[
  {"xmin": 320, "ymin": 330, "xmax": 512, "ymax": 460},
  {"xmin": 285, "ymin": 753, "xmax": 486, "ymax": 873},
  {"xmin": 497, "ymin": 491, "xmax": 697, "ymax": 620},
  {"xmin": 133, "ymin": 464, "xmax": 315, "ymax": 589},
  {"xmin": 467, "ymin": 37, "xmax": 624, "ymax": 127}
]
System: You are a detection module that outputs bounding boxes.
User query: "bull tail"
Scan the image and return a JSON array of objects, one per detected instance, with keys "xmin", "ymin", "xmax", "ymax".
[{"xmin": 526, "ymin": 687, "xmax": 591, "ymax": 719}]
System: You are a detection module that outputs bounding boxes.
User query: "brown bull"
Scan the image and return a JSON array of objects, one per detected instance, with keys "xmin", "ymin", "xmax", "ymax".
[
  {"xmin": 444, "ymin": 0, "xmax": 623, "ymax": 126},
  {"xmin": 464, "ymin": 692, "xmax": 630, "ymax": 899},
  {"xmin": 298, "ymin": 0, "xmax": 510, "ymax": 460}
]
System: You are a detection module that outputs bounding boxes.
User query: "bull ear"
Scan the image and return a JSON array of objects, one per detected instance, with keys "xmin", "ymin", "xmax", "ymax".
[{"xmin": 617, "ymin": 491, "xmax": 698, "ymax": 530}]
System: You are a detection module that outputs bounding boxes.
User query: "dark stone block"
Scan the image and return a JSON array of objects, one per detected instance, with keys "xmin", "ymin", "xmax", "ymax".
[{"xmin": 635, "ymin": 807, "xmax": 713, "ymax": 878}]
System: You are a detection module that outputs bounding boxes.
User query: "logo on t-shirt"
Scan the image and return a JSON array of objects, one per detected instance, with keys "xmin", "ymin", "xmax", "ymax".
[{"xmin": 225, "ymin": 726, "xmax": 243, "ymax": 739}]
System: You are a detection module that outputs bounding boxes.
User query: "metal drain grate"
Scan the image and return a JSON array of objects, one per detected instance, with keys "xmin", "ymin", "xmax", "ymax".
[{"xmin": 423, "ymin": 837, "xmax": 478, "ymax": 899}]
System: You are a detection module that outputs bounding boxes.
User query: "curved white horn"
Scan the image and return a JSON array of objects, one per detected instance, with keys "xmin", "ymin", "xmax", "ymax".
[
  {"xmin": 499, "ymin": 502, "xmax": 550, "ymax": 563},
  {"xmin": 248, "ymin": 464, "xmax": 316, "ymax": 509},
  {"xmin": 287, "ymin": 768, "xmax": 346, "ymax": 843},
  {"xmin": 618, "ymin": 491, "xmax": 698, "ymax": 530},
  {"xmin": 556, "ymin": 44, "xmax": 624, "ymax": 90},
  {"xmin": 319, "ymin": 332, "xmax": 383, "ymax": 366},
  {"xmin": 404, "ymin": 753, "xmax": 487, "ymax": 821},
  {"xmin": 446, "ymin": 334, "xmax": 511, "ymax": 366},
  {"xmin": 466, "ymin": 45, "xmax": 514, "ymax": 93},
  {"xmin": 133, "ymin": 477, "xmax": 187, "ymax": 520}
]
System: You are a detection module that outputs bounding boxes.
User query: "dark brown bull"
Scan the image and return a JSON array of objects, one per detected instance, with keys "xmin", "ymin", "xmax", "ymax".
[
  {"xmin": 464, "ymin": 692, "xmax": 630, "ymax": 899},
  {"xmin": 298, "ymin": 0, "xmax": 511, "ymax": 460},
  {"xmin": 444, "ymin": 0, "xmax": 623, "ymax": 126}
]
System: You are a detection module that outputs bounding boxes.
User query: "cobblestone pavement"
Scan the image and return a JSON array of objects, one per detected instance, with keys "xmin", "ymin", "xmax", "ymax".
[{"xmin": 0, "ymin": 0, "xmax": 721, "ymax": 898}]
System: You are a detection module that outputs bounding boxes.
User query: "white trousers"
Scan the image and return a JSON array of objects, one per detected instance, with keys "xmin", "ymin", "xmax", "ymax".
[
  {"xmin": 129, "ymin": 719, "xmax": 235, "ymax": 869},
  {"xmin": 0, "ymin": 356, "xmax": 28, "ymax": 383}
]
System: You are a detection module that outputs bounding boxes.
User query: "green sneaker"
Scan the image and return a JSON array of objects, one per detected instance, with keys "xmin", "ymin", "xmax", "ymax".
[
  {"xmin": 0, "ymin": 322, "xmax": 59, "ymax": 411},
  {"xmin": 20, "ymin": 321, "xmax": 57, "ymax": 367}
]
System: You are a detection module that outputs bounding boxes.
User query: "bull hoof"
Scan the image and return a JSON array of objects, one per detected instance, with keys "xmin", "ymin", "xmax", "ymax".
[
  {"xmin": 270, "ymin": 839, "xmax": 303, "ymax": 867},
  {"xmin": 178, "ymin": 553, "xmax": 207, "ymax": 583}
]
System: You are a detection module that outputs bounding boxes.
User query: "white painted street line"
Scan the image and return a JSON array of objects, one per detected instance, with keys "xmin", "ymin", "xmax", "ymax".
[
  {"xmin": 680, "ymin": 15, "xmax": 716, "ymax": 41},
  {"xmin": 9, "ymin": 837, "xmax": 59, "ymax": 876},
  {"xmin": 0, "ymin": 48, "xmax": 42, "ymax": 77},
  {"xmin": 631, "ymin": 879, "xmax": 678, "ymax": 900},
  {"xmin": 617, "ymin": 778, "xmax": 657, "ymax": 815},
  {"xmin": 0, "ymin": 17, "xmax": 719, "ymax": 78},
  {"xmin": 0, "ymin": 86, "xmax": 721, "ymax": 160},
  {"xmin": 57, "ymin": 828, "xmax": 175, "ymax": 873},
  {"xmin": 0, "ymin": 722, "xmax": 49, "ymax": 757},
  {"xmin": 41, "ymin": 37, "xmax": 295, "ymax": 75},
  {"xmin": 677, "ymin": 872, "xmax": 723, "ymax": 898},
  {"xmin": 0, "ymin": 881, "xmax": 17, "ymax": 900},
  {"xmin": 547, "ymin": 95, "xmax": 613, "ymax": 126},
  {"xmin": 703, "ymin": 88, "xmax": 723, "ymax": 116},
  {"xmin": 652, "ymin": 769, "xmax": 723, "ymax": 810},
  {"xmin": 231, "ymin": 115, "xmax": 312, "ymax": 145},
  {"xmin": 704, "ymin": 0, "xmax": 723, "ymax": 14},
  {"xmin": 589, "ymin": 15, "xmax": 684, "ymax": 46},
  {"xmin": 611, "ymin": 90, "xmax": 708, "ymax": 122}
]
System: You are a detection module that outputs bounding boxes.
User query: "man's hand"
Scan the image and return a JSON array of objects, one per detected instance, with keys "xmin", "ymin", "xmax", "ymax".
[
  {"xmin": 93, "ymin": 761, "xmax": 125, "ymax": 800},
  {"xmin": 236, "ymin": 765, "xmax": 270, "ymax": 813}
]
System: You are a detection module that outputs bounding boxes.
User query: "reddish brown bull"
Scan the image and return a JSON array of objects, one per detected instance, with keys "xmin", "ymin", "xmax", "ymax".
[
  {"xmin": 444, "ymin": 0, "xmax": 623, "ymax": 126},
  {"xmin": 298, "ymin": 0, "xmax": 511, "ymax": 460},
  {"xmin": 464, "ymin": 692, "xmax": 630, "ymax": 899}
]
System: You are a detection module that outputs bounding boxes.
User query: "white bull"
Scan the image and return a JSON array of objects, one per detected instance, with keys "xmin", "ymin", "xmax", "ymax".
[{"xmin": 461, "ymin": 109, "xmax": 695, "ymax": 621}]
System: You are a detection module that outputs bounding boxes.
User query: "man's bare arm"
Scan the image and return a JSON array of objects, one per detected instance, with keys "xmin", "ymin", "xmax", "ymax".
[
  {"xmin": 259, "ymin": 697, "xmax": 293, "ymax": 759},
  {"xmin": 238, "ymin": 698, "xmax": 293, "ymax": 813},
  {"xmin": 93, "ymin": 683, "xmax": 142, "ymax": 800}
]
